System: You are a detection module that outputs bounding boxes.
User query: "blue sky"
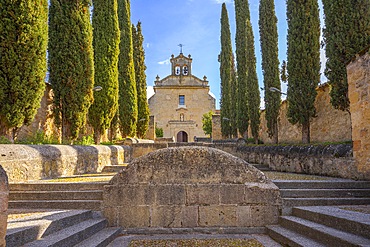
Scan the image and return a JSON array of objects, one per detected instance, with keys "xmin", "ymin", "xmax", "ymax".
[{"xmin": 131, "ymin": 0, "xmax": 325, "ymax": 109}]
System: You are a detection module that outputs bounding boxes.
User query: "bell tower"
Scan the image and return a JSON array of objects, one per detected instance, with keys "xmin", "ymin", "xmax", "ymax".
[{"xmin": 170, "ymin": 49, "xmax": 192, "ymax": 77}]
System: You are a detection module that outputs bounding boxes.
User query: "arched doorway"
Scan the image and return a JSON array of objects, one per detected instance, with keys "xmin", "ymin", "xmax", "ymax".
[{"xmin": 177, "ymin": 131, "xmax": 188, "ymax": 142}]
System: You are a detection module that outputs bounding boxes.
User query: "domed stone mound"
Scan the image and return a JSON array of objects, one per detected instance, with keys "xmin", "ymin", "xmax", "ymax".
[
  {"xmin": 103, "ymin": 146, "xmax": 281, "ymax": 232},
  {"xmin": 110, "ymin": 146, "xmax": 268, "ymax": 185}
]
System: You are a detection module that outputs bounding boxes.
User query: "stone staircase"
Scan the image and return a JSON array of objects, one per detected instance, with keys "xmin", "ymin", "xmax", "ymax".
[
  {"xmin": 267, "ymin": 179, "xmax": 370, "ymax": 246},
  {"xmin": 9, "ymin": 182, "xmax": 109, "ymax": 210},
  {"xmin": 267, "ymin": 206, "xmax": 370, "ymax": 247},
  {"xmin": 7, "ymin": 209, "xmax": 120, "ymax": 247},
  {"xmin": 273, "ymin": 180, "xmax": 370, "ymax": 215}
]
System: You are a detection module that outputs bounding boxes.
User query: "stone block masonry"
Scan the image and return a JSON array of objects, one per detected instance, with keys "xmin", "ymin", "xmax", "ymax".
[
  {"xmin": 348, "ymin": 48, "xmax": 370, "ymax": 180},
  {"xmin": 103, "ymin": 146, "xmax": 281, "ymax": 232},
  {"xmin": 0, "ymin": 144, "xmax": 126, "ymax": 182},
  {"xmin": 0, "ymin": 166, "xmax": 8, "ymax": 247}
]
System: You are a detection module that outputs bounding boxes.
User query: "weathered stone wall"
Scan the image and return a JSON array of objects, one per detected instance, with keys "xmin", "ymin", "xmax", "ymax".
[
  {"xmin": 212, "ymin": 114, "xmax": 222, "ymax": 140},
  {"xmin": 259, "ymin": 83, "xmax": 352, "ymax": 144},
  {"xmin": 0, "ymin": 145, "xmax": 126, "ymax": 182},
  {"xmin": 348, "ymin": 49, "xmax": 370, "ymax": 180},
  {"xmin": 17, "ymin": 83, "xmax": 60, "ymax": 141},
  {"xmin": 103, "ymin": 146, "xmax": 280, "ymax": 232},
  {"xmin": 145, "ymin": 116, "xmax": 155, "ymax": 140},
  {"xmin": 0, "ymin": 166, "xmax": 8, "ymax": 247},
  {"xmin": 128, "ymin": 143, "xmax": 363, "ymax": 180}
]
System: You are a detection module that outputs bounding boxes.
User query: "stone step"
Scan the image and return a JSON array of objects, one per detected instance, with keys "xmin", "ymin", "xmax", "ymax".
[
  {"xmin": 281, "ymin": 197, "xmax": 370, "ymax": 215},
  {"xmin": 10, "ymin": 182, "xmax": 108, "ymax": 191},
  {"xmin": 250, "ymin": 164, "xmax": 271, "ymax": 171},
  {"xmin": 266, "ymin": 225, "xmax": 325, "ymax": 247},
  {"xmin": 6, "ymin": 210, "xmax": 93, "ymax": 247},
  {"xmin": 101, "ymin": 164, "xmax": 127, "ymax": 173},
  {"xmin": 23, "ymin": 218, "xmax": 107, "ymax": 247},
  {"xmin": 273, "ymin": 180, "xmax": 370, "ymax": 189},
  {"xmin": 292, "ymin": 206, "xmax": 370, "ymax": 239},
  {"xmin": 74, "ymin": 227, "xmax": 121, "ymax": 247},
  {"xmin": 9, "ymin": 190, "xmax": 103, "ymax": 201},
  {"xmin": 283, "ymin": 197, "xmax": 370, "ymax": 207},
  {"xmin": 280, "ymin": 188, "xmax": 370, "ymax": 198},
  {"xmin": 279, "ymin": 215, "xmax": 370, "ymax": 247},
  {"xmin": 9, "ymin": 200, "xmax": 102, "ymax": 210}
]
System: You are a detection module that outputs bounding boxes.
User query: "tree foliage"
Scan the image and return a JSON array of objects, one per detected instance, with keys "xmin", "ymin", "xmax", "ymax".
[
  {"xmin": 322, "ymin": 0, "xmax": 370, "ymax": 111},
  {"xmin": 230, "ymin": 54, "xmax": 238, "ymax": 138},
  {"xmin": 118, "ymin": 0, "xmax": 137, "ymax": 138},
  {"xmin": 234, "ymin": 0, "xmax": 249, "ymax": 138},
  {"xmin": 49, "ymin": 0, "xmax": 94, "ymax": 142},
  {"xmin": 219, "ymin": 3, "xmax": 233, "ymax": 138},
  {"xmin": 0, "ymin": 0, "xmax": 48, "ymax": 141},
  {"xmin": 245, "ymin": 6, "xmax": 260, "ymax": 144},
  {"xmin": 259, "ymin": 0, "xmax": 281, "ymax": 143},
  {"xmin": 286, "ymin": 0, "xmax": 320, "ymax": 143},
  {"xmin": 202, "ymin": 111, "xmax": 214, "ymax": 137},
  {"xmin": 89, "ymin": 0, "xmax": 120, "ymax": 144},
  {"xmin": 133, "ymin": 22, "xmax": 150, "ymax": 139}
]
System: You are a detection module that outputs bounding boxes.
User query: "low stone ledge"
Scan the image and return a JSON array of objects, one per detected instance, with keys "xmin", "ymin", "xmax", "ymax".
[
  {"xmin": 103, "ymin": 146, "xmax": 281, "ymax": 230},
  {"xmin": 0, "ymin": 144, "xmax": 125, "ymax": 182}
]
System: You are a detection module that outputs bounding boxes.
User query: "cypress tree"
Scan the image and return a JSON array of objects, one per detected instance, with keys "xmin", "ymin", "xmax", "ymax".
[
  {"xmin": 0, "ymin": 0, "xmax": 48, "ymax": 142},
  {"xmin": 286, "ymin": 0, "xmax": 320, "ymax": 143},
  {"xmin": 219, "ymin": 3, "xmax": 233, "ymax": 138},
  {"xmin": 259, "ymin": 0, "xmax": 281, "ymax": 144},
  {"xmin": 230, "ymin": 54, "xmax": 238, "ymax": 138},
  {"xmin": 245, "ymin": 5, "xmax": 260, "ymax": 144},
  {"xmin": 89, "ymin": 0, "xmax": 120, "ymax": 144},
  {"xmin": 49, "ymin": 0, "xmax": 94, "ymax": 143},
  {"xmin": 322, "ymin": 0, "xmax": 370, "ymax": 111},
  {"xmin": 118, "ymin": 0, "xmax": 137, "ymax": 138},
  {"xmin": 133, "ymin": 22, "xmax": 150, "ymax": 139},
  {"xmin": 234, "ymin": 0, "xmax": 249, "ymax": 138}
]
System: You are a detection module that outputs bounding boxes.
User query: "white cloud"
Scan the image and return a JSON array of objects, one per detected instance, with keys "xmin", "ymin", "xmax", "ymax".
[
  {"xmin": 147, "ymin": 86, "xmax": 155, "ymax": 99},
  {"xmin": 158, "ymin": 59, "xmax": 170, "ymax": 65},
  {"xmin": 146, "ymin": 43, "xmax": 150, "ymax": 48}
]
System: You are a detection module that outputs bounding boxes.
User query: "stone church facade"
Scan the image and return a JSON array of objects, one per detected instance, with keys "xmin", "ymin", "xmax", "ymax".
[{"xmin": 148, "ymin": 53, "xmax": 216, "ymax": 142}]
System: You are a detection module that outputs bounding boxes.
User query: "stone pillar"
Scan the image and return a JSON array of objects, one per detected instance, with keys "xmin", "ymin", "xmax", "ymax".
[
  {"xmin": 347, "ymin": 49, "xmax": 370, "ymax": 180},
  {"xmin": 0, "ymin": 166, "xmax": 8, "ymax": 247},
  {"xmin": 145, "ymin": 116, "xmax": 155, "ymax": 140},
  {"xmin": 212, "ymin": 114, "xmax": 222, "ymax": 140}
]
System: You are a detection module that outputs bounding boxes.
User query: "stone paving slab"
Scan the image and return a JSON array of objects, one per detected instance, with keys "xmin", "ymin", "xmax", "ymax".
[{"xmin": 107, "ymin": 233, "xmax": 282, "ymax": 247}]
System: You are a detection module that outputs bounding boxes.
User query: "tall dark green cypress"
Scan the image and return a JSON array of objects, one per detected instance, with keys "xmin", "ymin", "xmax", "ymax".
[
  {"xmin": 235, "ymin": 0, "xmax": 249, "ymax": 138},
  {"xmin": 89, "ymin": 0, "xmax": 120, "ymax": 144},
  {"xmin": 323, "ymin": 0, "xmax": 370, "ymax": 111},
  {"xmin": 49, "ymin": 0, "xmax": 94, "ymax": 143},
  {"xmin": 133, "ymin": 22, "xmax": 150, "ymax": 139},
  {"xmin": 286, "ymin": 0, "xmax": 320, "ymax": 143},
  {"xmin": 219, "ymin": 3, "xmax": 233, "ymax": 138},
  {"xmin": 230, "ymin": 54, "xmax": 238, "ymax": 138},
  {"xmin": 259, "ymin": 0, "xmax": 281, "ymax": 144},
  {"xmin": 118, "ymin": 0, "xmax": 137, "ymax": 138},
  {"xmin": 245, "ymin": 4, "xmax": 260, "ymax": 144},
  {"xmin": 0, "ymin": 0, "xmax": 48, "ymax": 142}
]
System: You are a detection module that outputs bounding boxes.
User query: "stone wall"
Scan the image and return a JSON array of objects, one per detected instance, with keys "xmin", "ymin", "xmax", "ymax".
[
  {"xmin": 212, "ymin": 114, "xmax": 222, "ymax": 140},
  {"xmin": 17, "ymin": 83, "xmax": 60, "ymax": 141},
  {"xmin": 259, "ymin": 83, "xmax": 352, "ymax": 144},
  {"xmin": 128, "ymin": 143, "xmax": 363, "ymax": 180},
  {"xmin": 103, "ymin": 146, "xmax": 280, "ymax": 232},
  {"xmin": 0, "ymin": 145, "xmax": 126, "ymax": 182},
  {"xmin": 0, "ymin": 166, "xmax": 8, "ymax": 247},
  {"xmin": 348, "ymin": 49, "xmax": 370, "ymax": 180},
  {"xmin": 145, "ymin": 116, "xmax": 155, "ymax": 140}
]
